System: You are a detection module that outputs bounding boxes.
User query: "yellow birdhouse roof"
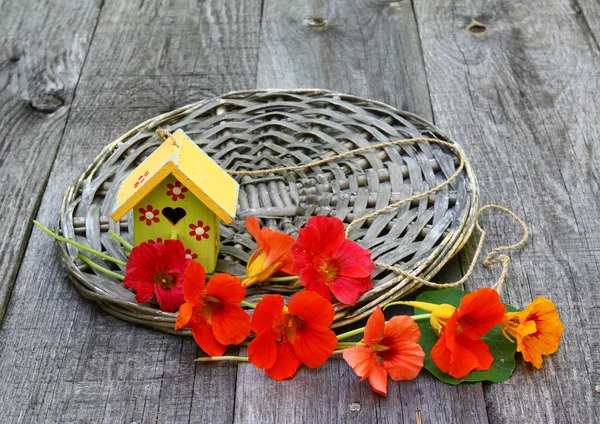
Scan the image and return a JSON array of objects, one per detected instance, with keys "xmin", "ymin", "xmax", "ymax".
[{"xmin": 110, "ymin": 129, "xmax": 239, "ymax": 224}]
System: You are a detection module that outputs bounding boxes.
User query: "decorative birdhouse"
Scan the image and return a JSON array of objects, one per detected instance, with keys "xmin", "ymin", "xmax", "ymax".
[{"xmin": 110, "ymin": 129, "xmax": 239, "ymax": 273}]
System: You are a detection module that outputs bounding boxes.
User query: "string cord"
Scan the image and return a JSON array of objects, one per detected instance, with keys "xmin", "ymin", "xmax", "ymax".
[{"xmin": 155, "ymin": 129, "xmax": 528, "ymax": 291}]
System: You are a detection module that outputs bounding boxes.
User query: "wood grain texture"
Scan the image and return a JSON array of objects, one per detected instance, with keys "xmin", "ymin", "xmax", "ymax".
[
  {"xmin": 0, "ymin": 0, "xmax": 101, "ymax": 322},
  {"xmin": 0, "ymin": 0, "xmax": 262, "ymax": 422},
  {"xmin": 234, "ymin": 1, "xmax": 488, "ymax": 423},
  {"xmin": 414, "ymin": 0, "xmax": 600, "ymax": 422}
]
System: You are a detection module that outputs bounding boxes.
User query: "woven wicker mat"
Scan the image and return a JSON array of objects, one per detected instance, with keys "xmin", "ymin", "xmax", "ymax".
[{"xmin": 58, "ymin": 89, "xmax": 479, "ymax": 333}]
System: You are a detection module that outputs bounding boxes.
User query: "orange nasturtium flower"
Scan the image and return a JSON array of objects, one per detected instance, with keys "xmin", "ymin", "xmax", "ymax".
[
  {"xmin": 175, "ymin": 262, "xmax": 251, "ymax": 357},
  {"xmin": 248, "ymin": 291, "xmax": 338, "ymax": 380},
  {"xmin": 500, "ymin": 297, "xmax": 564, "ymax": 369},
  {"xmin": 406, "ymin": 288, "xmax": 506, "ymax": 379},
  {"xmin": 431, "ymin": 288, "xmax": 506, "ymax": 378},
  {"xmin": 242, "ymin": 217, "xmax": 295, "ymax": 287},
  {"xmin": 342, "ymin": 306, "xmax": 425, "ymax": 397}
]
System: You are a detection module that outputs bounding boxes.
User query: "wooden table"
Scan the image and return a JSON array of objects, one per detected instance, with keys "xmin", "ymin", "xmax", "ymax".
[{"xmin": 1, "ymin": 0, "xmax": 598, "ymax": 422}]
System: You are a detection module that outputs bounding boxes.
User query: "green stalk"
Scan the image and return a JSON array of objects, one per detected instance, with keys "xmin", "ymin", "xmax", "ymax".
[
  {"xmin": 77, "ymin": 254, "xmax": 124, "ymax": 281},
  {"xmin": 195, "ymin": 356, "xmax": 249, "ymax": 362},
  {"xmin": 240, "ymin": 300, "xmax": 257, "ymax": 309},
  {"xmin": 108, "ymin": 230, "xmax": 133, "ymax": 250},
  {"xmin": 35, "ymin": 221, "xmax": 126, "ymax": 267}
]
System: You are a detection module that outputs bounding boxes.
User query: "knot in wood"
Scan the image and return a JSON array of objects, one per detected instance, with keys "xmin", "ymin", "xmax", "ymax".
[
  {"xmin": 467, "ymin": 19, "xmax": 488, "ymax": 37},
  {"xmin": 30, "ymin": 92, "xmax": 65, "ymax": 113}
]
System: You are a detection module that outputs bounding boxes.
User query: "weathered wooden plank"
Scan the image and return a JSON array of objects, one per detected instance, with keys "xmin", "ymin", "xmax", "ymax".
[
  {"xmin": 0, "ymin": 0, "xmax": 263, "ymax": 422},
  {"xmin": 233, "ymin": 1, "xmax": 489, "ymax": 423},
  {"xmin": 0, "ymin": 0, "xmax": 101, "ymax": 323},
  {"xmin": 414, "ymin": 0, "xmax": 600, "ymax": 422}
]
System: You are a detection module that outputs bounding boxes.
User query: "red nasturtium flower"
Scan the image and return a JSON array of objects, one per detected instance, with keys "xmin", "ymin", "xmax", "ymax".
[
  {"xmin": 343, "ymin": 306, "xmax": 425, "ymax": 397},
  {"xmin": 248, "ymin": 291, "xmax": 338, "ymax": 380},
  {"xmin": 429, "ymin": 288, "xmax": 506, "ymax": 379},
  {"xmin": 242, "ymin": 217, "xmax": 295, "ymax": 287},
  {"xmin": 500, "ymin": 297, "xmax": 564, "ymax": 369},
  {"xmin": 291, "ymin": 216, "xmax": 374, "ymax": 305},
  {"xmin": 124, "ymin": 240, "xmax": 190, "ymax": 312},
  {"xmin": 175, "ymin": 262, "xmax": 251, "ymax": 356}
]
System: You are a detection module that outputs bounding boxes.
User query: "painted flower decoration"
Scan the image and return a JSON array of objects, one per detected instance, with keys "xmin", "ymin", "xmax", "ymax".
[
  {"xmin": 291, "ymin": 216, "xmax": 374, "ymax": 305},
  {"xmin": 429, "ymin": 288, "xmax": 506, "ymax": 379},
  {"xmin": 189, "ymin": 220, "xmax": 210, "ymax": 241},
  {"xmin": 343, "ymin": 306, "xmax": 425, "ymax": 397},
  {"xmin": 501, "ymin": 297, "xmax": 564, "ymax": 369},
  {"xmin": 138, "ymin": 204, "xmax": 160, "ymax": 226},
  {"xmin": 166, "ymin": 180, "xmax": 188, "ymax": 201},
  {"xmin": 242, "ymin": 217, "xmax": 295, "ymax": 287},
  {"xmin": 185, "ymin": 249, "xmax": 198, "ymax": 260},
  {"xmin": 175, "ymin": 262, "xmax": 251, "ymax": 356},
  {"xmin": 248, "ymin": 291, "xmax": 338, "ymax": 380},
  {"xmin": 123, "ymin": 240, "xmax": 190, "ymax": 312}
]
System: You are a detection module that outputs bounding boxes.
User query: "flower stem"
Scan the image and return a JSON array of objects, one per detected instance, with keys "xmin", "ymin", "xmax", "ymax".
[
  {"xmin": 336, "ymin": 327, "xmax": 365, "ymax": 341},
  {"xmin": 77, "ymin": 254, "xmax": 125, "ymax": 281},
  {"xmin": 412, "ymin": 313, "xmax": 432, "ymax": 321},
  {"xmin": 335, "ymin": 342, "xmax": 358, "ymax": 347},
  {"xmin": 240, "ymin": 300, "xmax": 257, "ymax": 309},
  {"xmin": 108, "ymin": 230, "xmax": 133, "ymax": 250},
  {"xmin": 34, "ymin": 221, "xmax": 127, "ymax": 267},
  {"xmin": 195, "ymin": 356, "xmax": 249, "ymax": 362}
]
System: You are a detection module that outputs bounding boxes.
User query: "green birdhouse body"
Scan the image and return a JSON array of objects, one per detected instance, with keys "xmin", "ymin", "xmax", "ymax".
[{"xmin": 134, "ymin": 174, "xmax": 220, "ymax": 272}]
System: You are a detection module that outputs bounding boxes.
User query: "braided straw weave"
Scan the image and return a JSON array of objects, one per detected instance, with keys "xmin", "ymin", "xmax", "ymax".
[{"xmin": 57, "ymin": 89, "xmax": 479, "ymax": 334}]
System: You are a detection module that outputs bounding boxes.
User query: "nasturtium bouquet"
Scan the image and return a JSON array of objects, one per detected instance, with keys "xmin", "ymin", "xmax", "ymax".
[{"xmin": 36, "ymin": 215, "xmax": 564, "ymax": 397}]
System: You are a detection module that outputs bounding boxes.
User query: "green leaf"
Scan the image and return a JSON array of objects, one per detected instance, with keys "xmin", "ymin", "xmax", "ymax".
[{"xmin": 414, "ymin": 288, "xmax": 518, "ymax": 385}]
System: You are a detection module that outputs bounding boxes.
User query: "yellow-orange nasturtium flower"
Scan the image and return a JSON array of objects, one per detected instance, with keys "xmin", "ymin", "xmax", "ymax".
[{"xmin": 500, "ymin": 296, "xmax": 564, "ymax": 369}]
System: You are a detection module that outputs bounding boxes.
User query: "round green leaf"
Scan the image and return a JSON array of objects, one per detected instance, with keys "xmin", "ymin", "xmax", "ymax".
[{"xmin": 414, "ymin": 288, "xmax": 518, "ymax": 385}]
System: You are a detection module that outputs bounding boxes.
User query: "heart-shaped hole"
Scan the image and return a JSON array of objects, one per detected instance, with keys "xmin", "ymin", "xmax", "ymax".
[{"xmin": 162, "ymin": 207, "xmax": 186, "ymax": 226}]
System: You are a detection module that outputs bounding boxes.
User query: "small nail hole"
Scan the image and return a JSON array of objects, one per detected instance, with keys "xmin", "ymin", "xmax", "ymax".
[{"xmin": 304, "ymin": 16, "xmax": 328, "ymax": 28}]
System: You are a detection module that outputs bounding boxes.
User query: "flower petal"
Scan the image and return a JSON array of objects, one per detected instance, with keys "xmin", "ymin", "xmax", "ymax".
[
  {"xmin": 367, "ymin": 365, "xmax": 389, "ymax": 397},
  {"xmin": 248, "ymin": 331, "xmax": 278, "ymax": 370},
  {"xmin": 306, "ymin": 216, "xmax": 347, "ymax": 257},
  {"xmin": 206, "ymin": 273, "xmax": 245, "ymax": 304},
  {"xmin": 329, "ymin": 275, "xmax": 372, "ymax": 305},
  {"xmin": 245, "ymin": 217, "xmax": 263, "ymax": 248},
  {"xmin": 133, "ymin": 282, "xmax": 155, "ymax": 304},
  {"xmin": 192, "ymin": 320, "xmax": 226, "ymax": 357},
  {"xmin": 251, "ymin": 294, "xmax": 284, "ymax": 334},
  {"xmin": 299, "ymin": 267, "xmax": 332, "ymax": 303},
  {"xmin": 265, "ymin": 341, "xmax": 302, "ymax": 381},
  {"xmin": 291, "ymin": 224, "xmax": 322, "ymax": 275},
  {"xmin": 383, "ymin": 343, "xmax": 425, "ymax": 381},
  {"xmin": 288, "ymin": 291, "xmax": 335, "ymax": 328},
  {"xmin": 154, "ymin": 284, "xmax": 185, "ymax": 313},
  {"xmin": 382, "ymin": 315, "xmax": 422, "ymax": 345},
  {"xmin": 182, "ymin": 261, "xmax": 206, "ymax": 304},
  {"xmin": 342, "ymin": 346, "xmax": 375, "ymax": 381},
  {"xmin": 458, "ymin": 288, "xmax": 506, "ymax": 340},
  {"xmin": 458, "ymin": 335, "xmax": 494, "ymax": 372},
  {"xmin": 363, "ymin": 306, "xmax": 385, "ymax": 345},
  {"xmin": 175, "ymin": 302, "xmax": 194, "ymax": 330},
  {"xmin": 332, "ymin": 239, "xmax": 374, "ymax": 278},
  {"xmin": 210, "ymin": 302, "xmax": 251, "ymax": 346},
  {"xmin": 292, "ymin": 323, "xmax": 338, "ymax": 368}
]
